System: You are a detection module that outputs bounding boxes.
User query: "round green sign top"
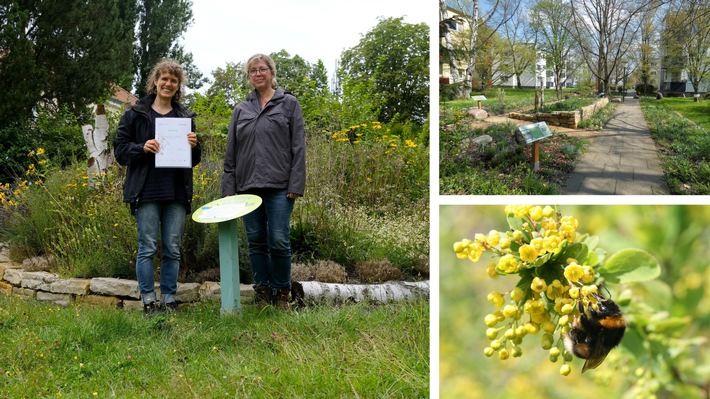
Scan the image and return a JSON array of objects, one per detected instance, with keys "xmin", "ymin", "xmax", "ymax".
[{"xmin": 192, "ymin": 194, "xmax": 262, "ymax": 224}]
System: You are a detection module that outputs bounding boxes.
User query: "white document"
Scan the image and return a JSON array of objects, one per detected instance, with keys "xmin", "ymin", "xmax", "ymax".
[{"xmin": 155, "ymin": 118, "xmax": 192, "ymax": 168}]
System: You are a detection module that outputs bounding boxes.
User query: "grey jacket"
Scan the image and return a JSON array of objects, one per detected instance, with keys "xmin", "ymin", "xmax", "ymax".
[{"xmin": 221, "ymin": 88, "xmax": 306, "ymax": 196}]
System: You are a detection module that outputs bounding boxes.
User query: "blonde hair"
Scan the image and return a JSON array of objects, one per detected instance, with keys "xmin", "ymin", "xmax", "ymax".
[
  {"xmin": 246, "ymin": 53, "xmax": 278, "ymax": 89},
  {"xmin": 146, "ymin": 59, "xmax": 187, "ymax": 102}
]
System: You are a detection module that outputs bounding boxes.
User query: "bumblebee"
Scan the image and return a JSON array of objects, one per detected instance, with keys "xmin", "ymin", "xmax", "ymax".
[{"xmin": 563, "ymin": 293, "xmax": 626, "ymax": 372}]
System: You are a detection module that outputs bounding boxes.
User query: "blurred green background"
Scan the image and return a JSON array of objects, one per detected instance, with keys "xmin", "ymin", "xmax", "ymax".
[{"xmin": 440, "ymin": 205, "xmax": 710, "ymax": 399}]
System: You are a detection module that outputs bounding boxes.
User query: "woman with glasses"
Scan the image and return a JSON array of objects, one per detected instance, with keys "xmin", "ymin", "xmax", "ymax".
[
  {"xmin": 221, "ymin": 53, "xmax": 306, "ymax": 310},
  {"xmin": 114, "ymin": 59, "xmax": 201, "ymax": 316}
]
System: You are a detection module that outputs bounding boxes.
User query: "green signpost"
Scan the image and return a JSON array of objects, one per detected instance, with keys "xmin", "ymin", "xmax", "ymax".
[{"xmin": 192, "ymin": 194, "xmax": 262, "ymax": 314}]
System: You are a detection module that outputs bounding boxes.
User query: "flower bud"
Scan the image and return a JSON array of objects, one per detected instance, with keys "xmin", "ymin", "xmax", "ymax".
[
  {"xmin": 510, "ymin": 287, "xmax": 524, "ymax": 302},
  {"xmin": 486, "ymin": 328, "xmax": 498, "ymax": 340},
  {"xmin": 558, "ymin": 315, "xmax": 570, "ymax": 326},
  {"xmin": 541, "ymin": 334, "xmax": 554, "ymax": 349},
  {"xmin": 484, "ymin": 347, "xmax": 495, "ymax": 357},
  {"xmin": 498, "ymin": 348, "xmax": 510, "ymax": 360},
  {"xmin": 484, "ymin": 314, "xmax": 498, "ymax": 327},
  {"xmin": 502, "ymin": 305, "xmax": 519, "ymax": 319},
  {"xmin": 560, "ymin": 364, "xmax": 571, "ymax": 376}
]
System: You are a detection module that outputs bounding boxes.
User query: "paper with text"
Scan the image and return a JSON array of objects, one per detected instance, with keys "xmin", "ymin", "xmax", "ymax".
[{"xmin": 155, "ymin": 117, "xmax": 191, "ymax": 168}]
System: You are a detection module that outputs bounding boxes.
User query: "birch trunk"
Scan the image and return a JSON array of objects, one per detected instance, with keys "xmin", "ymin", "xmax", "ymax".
[
  {"xmin": 298, "ymin": 280, "xmax": 429, "ymax": 304},
  {"xmin": 81, "ymin": 104, "xmax": 113, "ymax": 187}
]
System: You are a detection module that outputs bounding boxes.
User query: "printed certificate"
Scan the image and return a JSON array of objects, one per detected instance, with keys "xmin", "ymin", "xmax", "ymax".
[{"xmin": 155, "ymin": 117, "xmax": 191, "ymax": 168}]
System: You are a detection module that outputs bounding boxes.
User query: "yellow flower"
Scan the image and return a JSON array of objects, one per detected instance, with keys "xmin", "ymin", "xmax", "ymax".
[
  {"xmin": 529, "ymin": 206, "xmax": 543, "ymax": 220},
  {"xmin": 519, "ymin": 244, "xmax": 538, "ymax": 263},
  {"xmin": 531, "ymin": 277, "xmax": 547, "ymax": 293},
  {"xmin": 487, "ymin": 291, "xmax": 505, "ymax": 308},
  {"xmin": 497, "ymin": 254, "xmax": 519, "ymax": 273},
  {"xmin": 542, "ymin": 205, "xmax": 555, "ymax": 217},
  {"xmin": 36, "ymin": 148, "xmax": 45, "ymax": 155},
  {"xmin": 564, "ymin": 263, "xmax": 584, "ymax": 283},
  {"xmin": 487, "ymin": 230, "xmax": 500, "ymax": 246}
]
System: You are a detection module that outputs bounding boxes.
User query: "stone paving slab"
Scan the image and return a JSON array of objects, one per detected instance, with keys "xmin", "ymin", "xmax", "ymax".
[{"xmin": 563, "ymin": 97, "xmax": 670, "ymax": 195}]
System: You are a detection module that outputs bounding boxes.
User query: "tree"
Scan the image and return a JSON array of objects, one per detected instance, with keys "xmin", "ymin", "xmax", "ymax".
[
  {"xmin": 440, "ymin": 0, "xmax": 464, "ymax": 91},
  {"xmin": 664, "ymin": 0, "xmax": 710, "ymax": 96},
  {"xmin": 568, "ymin": 0, "xmax": 662, "ymax": 95},
  {"xmin": 205, "ymin": 62, "xmax": 250, "ymax": 109},
  {"xmin": 500, "ymin": 2, "xmax": 537, "ymax": 90},
  {"xmin": 270, "ymin": 50, "xmax": 312, "ymax": 97},
  {"xmin": 0, "ymin": 0, "xmax": 135, "ymax": 127},
  {"xmin": 442, "ymin": 0, "xmax": 521, "ymax": 99},
  {"xmin": 530, "ymin": 0, "xmax": 578, "ymax": 99},
  {"xmin": 339, "ymin": 17, "xmax": 429, "ymax": 123},
  {"xmin": 133, "ymin": 0, "xmax": 204, "ymax": 97}
]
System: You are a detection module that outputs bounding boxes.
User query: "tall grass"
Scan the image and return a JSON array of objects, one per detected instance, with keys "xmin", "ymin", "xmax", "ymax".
[{"xmin": 0, "ymin": 294, "xmax": 429, "ymax": 398}]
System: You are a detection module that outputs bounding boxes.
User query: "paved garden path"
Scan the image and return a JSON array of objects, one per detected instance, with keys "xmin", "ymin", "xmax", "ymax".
[{"xmin": 562, "ymin": 95, "xmax": 670, "ymax": 195}]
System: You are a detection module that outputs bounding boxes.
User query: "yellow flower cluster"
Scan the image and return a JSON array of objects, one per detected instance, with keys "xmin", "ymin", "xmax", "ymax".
[{"xmin": 454, "ymin": 205, "xmax": 602, "ymax": 376}]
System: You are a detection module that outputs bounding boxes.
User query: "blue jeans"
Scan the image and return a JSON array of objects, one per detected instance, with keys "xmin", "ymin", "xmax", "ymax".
[
  {"xmin": 135, "ymin": 201, "xmax": 186, "ymax": 304},
  {"xmin": 241, "ymin": 189, "xmax": 295, "ymax": 289}
]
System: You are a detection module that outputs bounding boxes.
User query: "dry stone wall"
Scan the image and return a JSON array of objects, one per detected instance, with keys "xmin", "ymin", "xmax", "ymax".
[
  {"xmin": 0, "ymin": 251, "xmax": 254, "ymax": 309},
  {"xmin": 508, "ymin": 98, "xmax": 609, "ymax": 129}
]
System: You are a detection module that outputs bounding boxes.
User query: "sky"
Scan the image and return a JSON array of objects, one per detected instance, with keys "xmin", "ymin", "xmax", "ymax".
[{"xmin": 180, "ymin": 0, "xmax": 434, "ymax": 91}]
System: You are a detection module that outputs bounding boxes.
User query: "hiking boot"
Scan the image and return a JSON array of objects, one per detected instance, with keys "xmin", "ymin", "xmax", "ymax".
[
  {"xmin": 255, "ymin": 286, "xmax": 272, "ymax": 309},
  {"xmin": 163, "ymin": 301, "xmax": 178, "ymax": 313},
  {"xmin": 274, "ymin": 287, "xmax": 291, "ymax": 311},
  {"xmin": 143, "ymin": 301, "xmax": 161, "ymax": 317}
]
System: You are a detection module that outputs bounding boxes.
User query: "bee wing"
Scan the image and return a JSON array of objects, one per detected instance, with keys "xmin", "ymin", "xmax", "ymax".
[{"xmin": 581, "ymin": 350, "xmax": 610, "ymax": 373}]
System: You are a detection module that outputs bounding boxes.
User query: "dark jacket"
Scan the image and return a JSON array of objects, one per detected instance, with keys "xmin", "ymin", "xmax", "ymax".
[
  {"xmin": 221, "ymin": 88, "xmax": 306, "ymax": 197},
  {"xmin": 114, "ymin": 94, "xmax": 202, "ymax": 214}
]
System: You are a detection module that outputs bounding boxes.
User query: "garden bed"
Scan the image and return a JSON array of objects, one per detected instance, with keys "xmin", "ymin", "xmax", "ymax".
[{"xmin": 508, "ymin": 98, "xmax": 609, "ymax": 129}]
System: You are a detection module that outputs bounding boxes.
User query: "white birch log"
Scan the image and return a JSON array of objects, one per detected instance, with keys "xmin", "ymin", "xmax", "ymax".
[
  {"xmin": 82, "ymin": 104, "xmax": 114, "ymax": 188},
  {"xmin": 298, "ymin": 280, "xmax": 429, "ymax": 303}
]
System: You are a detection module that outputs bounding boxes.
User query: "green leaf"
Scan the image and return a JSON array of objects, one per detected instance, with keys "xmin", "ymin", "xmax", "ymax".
[{"xmin": 599, "ymin": 248, "xmax": 661, "ymax": 284}]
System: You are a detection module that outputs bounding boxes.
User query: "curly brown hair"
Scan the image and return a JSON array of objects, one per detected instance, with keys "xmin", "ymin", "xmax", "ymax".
[{"xmin": 145, "ymin": 59, "xmax": 187, "ymax": 102}]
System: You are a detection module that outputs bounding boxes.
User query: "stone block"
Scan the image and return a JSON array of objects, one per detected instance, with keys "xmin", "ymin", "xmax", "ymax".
[
  {"xmin": 0, "ymin": 280, "xmax": 13, "ymax": 295},
  {"xmin": 175, "ymin": 283, "xmax": 200, "ymax": 303},
  {"xmin": 199, "ymin": 281, "xmax": 221, "ymax": 302},
  {"xmin": 36, "ymin": 291, "xmax": 73, "ymax": 306},
  {"xmin": 90, "ymin": 278, "xmax": 140, "ymax": 299},
  {"xmin": 21, "ymin": 271, "xmax": 59, "ymax": 291},
  {"xmin": 3, "ymin": 268, "xmax": 23, "ymax": 286},
  {"xmin": 49, "ymin": 278, "xmax": 91, "ymax": 295},
  {"xmin": 12, "ymin": 287, "xmax": 36, "ymax": 299}
]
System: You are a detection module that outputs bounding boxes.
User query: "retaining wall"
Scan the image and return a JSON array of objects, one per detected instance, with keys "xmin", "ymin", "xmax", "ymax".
[
  {"xmin": 0, "ymin": 254, "xmax": 253, "ymax": 310},
  {"xmin": 508, "ymin": 98, "xmax": 609, "ymax": 129}
]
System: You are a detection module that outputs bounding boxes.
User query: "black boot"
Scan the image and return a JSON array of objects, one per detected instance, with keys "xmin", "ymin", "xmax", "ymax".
[
  {"xmin": 255, "ymin": 286, "xmax": 272, "ymax": 309},
  {"xmin": 274, "ymin": 287, "xmax": 291, "ymax": 311}
]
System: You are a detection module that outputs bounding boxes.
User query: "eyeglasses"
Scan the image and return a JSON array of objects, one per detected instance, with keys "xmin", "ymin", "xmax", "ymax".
[{"xmin": 248, "ymin": 67, "xmax": 270, "ymax": 76}]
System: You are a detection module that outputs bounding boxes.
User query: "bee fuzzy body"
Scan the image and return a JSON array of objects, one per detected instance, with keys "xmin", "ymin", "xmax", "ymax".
[{"xmin": 564, "ymin": 295, "xmax": 626, "ymax": 373}]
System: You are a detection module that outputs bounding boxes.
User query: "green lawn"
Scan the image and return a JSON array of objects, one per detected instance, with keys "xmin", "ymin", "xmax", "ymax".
[
  {"xmin": 0, "ymin": 295, "xmax": 429, "ymax": 398},
  {"xmin": 646, "ymin": 96, "xmax": 710, "ymax": 130}
]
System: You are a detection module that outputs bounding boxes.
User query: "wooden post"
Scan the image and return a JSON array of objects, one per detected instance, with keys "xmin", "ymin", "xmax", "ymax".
[
  {"xmin": 477, "ymin": 100, "xmax": 482, "ymax": 109},
  {"xmin": 532, "ymin": 142, "xmax": 540, "ymax": 171},
  {"xmin": 218, "ymin": 219, "xmax": 241, "ymax": 314}
]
